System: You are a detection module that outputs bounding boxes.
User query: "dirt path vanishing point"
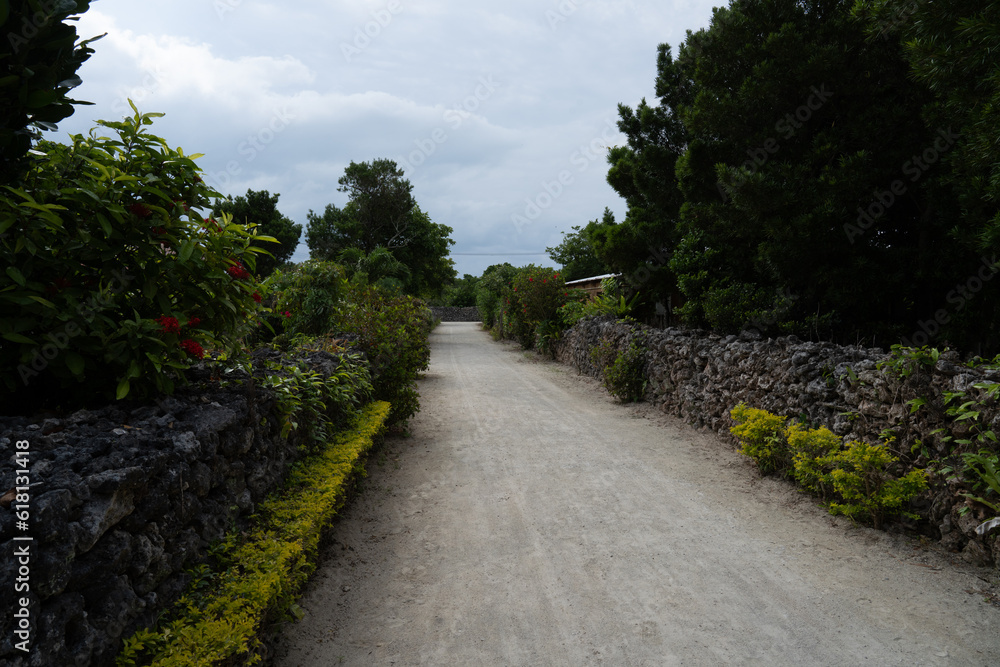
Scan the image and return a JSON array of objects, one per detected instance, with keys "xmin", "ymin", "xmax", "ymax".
[{"xmin": 273, "ymin": 322, "xmax": 1000, "ymax": 666}]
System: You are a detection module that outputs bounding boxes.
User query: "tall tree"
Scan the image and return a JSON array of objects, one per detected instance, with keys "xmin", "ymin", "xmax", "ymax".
[
  {"xmin": 336, "ymin": 158, "xmax": 417, "ymax": 252},
  {"xmin": 546, "ymin": 220, "xmax": 610, "ymax": 282},
  {"xmin": 856, "ymin": 0, "xmax": 1000, "ymax": 350},
  {"xmin": 306, "ymin": 159, "xmax": 455, "ymax": 297},
  {"xmin": 1, "ymin": 1, "xmax": 103, "ymax": 184},
  {"xmin": 605, "ymin": 0, "xmax": 976, "ymax": 345},
  {"xmin": 214, "ymin": 189, "xmax": 302, "ymax": 277}
]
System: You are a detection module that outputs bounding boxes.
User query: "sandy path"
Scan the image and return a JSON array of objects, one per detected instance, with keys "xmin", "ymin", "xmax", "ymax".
[{"xmin": 272, "ymin": 322, "xmax": 1000, "ymax": 666}]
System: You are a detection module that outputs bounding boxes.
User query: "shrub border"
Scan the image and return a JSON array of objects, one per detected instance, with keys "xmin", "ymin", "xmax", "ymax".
[{"xmin": 116, "ymin": 400, "xmax": 391, "ymax": 666}]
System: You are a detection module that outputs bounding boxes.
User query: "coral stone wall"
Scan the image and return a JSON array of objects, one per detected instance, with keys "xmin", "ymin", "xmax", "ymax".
[
  {"xmin": 429, "ymin": 307, "xmax": 480, "ymax": 322},
  {"xmin": 0, "ymin": 353, "xmax": 350, "ymax": 667},
  {"xmin": 557, "ymin": 316, "xmax": 1000, "ymax": 565}
]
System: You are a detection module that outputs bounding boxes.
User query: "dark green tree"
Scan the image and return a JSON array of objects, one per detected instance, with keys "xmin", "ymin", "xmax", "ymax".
[
  {"xmin": 214, "ymin": 189, "xmax": 301, "ymax": 277},
  {"xmin": 546, "ymin": 220, "xmax": 610, "ymax": 282},
  {"xmin": 306, "ymin": 159, "xmax": 455, "ymax": 297},
  {"xmin": 337, "ymin": 246, "xmax": 410, "ymax": 293},
  {"xmin": 855, "ymin": 0, "xmax": 1000, "ymax": 351},
  {"xmin": 1, "ymin": 1, "xmax": 102, "ymax": 183},
  {"xmin": 437, "ymin": 274, "xmax": 480, "ymax": 307},
  {"xmin": 335, "ymin": 158, "xmax": 417, "ymax": 252},
  {"xmin": 606, "ymin": 0, "xmax": 977, "ymax": 345}
]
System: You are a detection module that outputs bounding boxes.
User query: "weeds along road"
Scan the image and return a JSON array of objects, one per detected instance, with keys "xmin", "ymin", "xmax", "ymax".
[{"xmin": 274, "ymin": 322, "xmax": 1000, "ymax": 666}]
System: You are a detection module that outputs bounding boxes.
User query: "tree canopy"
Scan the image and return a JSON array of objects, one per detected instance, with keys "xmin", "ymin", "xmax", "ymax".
[
  {"xmin": 305, "ymin": 159, "xmax": 455, "ymax": 298},
  {"xmin": 546, "ymin": 219, "xmax": 610, "ymax": 282},
  {"xmin": 1, "ymin": 1, "xmax": 102, "ymax": 184},
  {"xmin": 598, "ymin": 0, "xmax": 999, "ymax": 351},
  {"xmin": 213, "ymin": 189, "xmax": 302, "ymax": 277}
]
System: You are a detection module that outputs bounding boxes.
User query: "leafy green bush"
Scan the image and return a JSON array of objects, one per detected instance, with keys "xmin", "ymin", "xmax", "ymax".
[
  {"xmin": 824, "ymin": 440, "xmax": 929, "ymax": 529},
  {"xmin": 261, "ymin": 260, "xmax": 348, "ymax": 341},
  {"xmin": 1, "ymin": 0, "xmax": 101, "ymax": 183},
  {"xmin": 506, "ymin": 266, "xmax": 566, "ymax": 348},
  {"xmin": 335, "ymin": 285, "xmax": 432, "ymax": 425},
  {"xmin": 0, "ymin": 106, "xmax": 269, "ymax": 410},
  {"xmin": 475, "ymin": 263, "xmax": 516, "ymax": 330},
  {"xmin": 256, "ymin": 337, "xmax": 372, "ymax": 446},
  {"xmin": 786, "ymin": 421, "xmax": 841, "ymax": 499},
  {"xmin": 589, "ymin": 336, "xmax": 647, "ymax": 402},
  {"xmin": 729, "ymin": 403, "xmax": 790, "ymax": 475},
  {"xmin": 534, "ymin": 319, "xmax": 562, "ymax": 359},
  {"xmin": 730, "ymin": 404, "xmax": 929, "ymax": 527}
]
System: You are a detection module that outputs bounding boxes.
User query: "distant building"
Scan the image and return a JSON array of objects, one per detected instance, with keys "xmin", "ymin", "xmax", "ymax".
[{"xmin": 564, "ymin": 273, "xmax": 617, "ymax": 299}]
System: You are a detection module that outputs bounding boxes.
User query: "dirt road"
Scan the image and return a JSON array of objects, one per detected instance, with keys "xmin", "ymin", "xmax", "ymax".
[{"xmin": 273, "ymin": 322, "xmax": 1000, "ymax": 666}]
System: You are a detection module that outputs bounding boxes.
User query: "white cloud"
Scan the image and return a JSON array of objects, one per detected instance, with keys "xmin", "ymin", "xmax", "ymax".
[{"xmin": 58, "ymin": 0, "xmax": 717, "ymax": 277}]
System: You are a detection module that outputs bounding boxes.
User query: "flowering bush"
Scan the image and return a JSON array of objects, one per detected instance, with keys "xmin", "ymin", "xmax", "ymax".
[
  {"xmin": 260, "ymin": 260, "xmax": 348, "ymax": 342},
  {"xmin": 0, "ymin": 105, "xmax": 271, "ymax": 410},
  {"xmin": 335, "ymin": 285, "xmax": 433, "ymax": 425},
  {"xmin": 505, "ymin": 266, "xmax": 567, "ymax": 348}
]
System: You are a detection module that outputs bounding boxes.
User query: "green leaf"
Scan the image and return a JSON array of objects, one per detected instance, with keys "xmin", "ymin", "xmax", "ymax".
[
  {"xmin": 28, "ymin": 295, "xmax": 57, "ymax": 309},
  {"xmin": 96, "ymin": 213, "xmax": 113, "ymax": 238},
  {"xmin": 178, "ymin": 239, "xmax": 195, "ymax": 263},
  {"xmin": 1, "ymin": 332, "xmax": 36, "ymax": 345},
  {"xmin": 5, "ymin": 266, "xmax": 26, "ymax": 286},
  {"xmin": 66, "ymin": 352, "xmax": 85, "ymax": 376},
  {"xmin": 117, "ymin": 378, "xmax": 131, "ymax": 399}
]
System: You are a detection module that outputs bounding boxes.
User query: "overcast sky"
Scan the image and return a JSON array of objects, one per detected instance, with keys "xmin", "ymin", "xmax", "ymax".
[{"xmin": 58, "ymin": 0, "xmax": 720, "ymax": 278}]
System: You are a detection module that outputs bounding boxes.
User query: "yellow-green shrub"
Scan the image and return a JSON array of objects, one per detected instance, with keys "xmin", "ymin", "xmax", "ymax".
[
  {"xmin": 823, "ymin": 440, "xmax": 929, "ymax": 529},
  {"xmin": 729, "ymin": 404, "xmax": 929, "ymax": 528},
  {"xmin": 786, "ymin": 422, "xmax": 841, "ymax": 499},
  {"xmin": 116, "ymin": 401, "xmax": 391, "ymax": 667},
  {"xmin": 729, "ymin": 403, "xmax": 789, "ymax": 474}
]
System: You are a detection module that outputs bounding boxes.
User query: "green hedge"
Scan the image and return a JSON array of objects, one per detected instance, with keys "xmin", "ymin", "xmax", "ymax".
[{"xmin": 116, "ymin": 401, "xmax": 391, "ymax": 667}]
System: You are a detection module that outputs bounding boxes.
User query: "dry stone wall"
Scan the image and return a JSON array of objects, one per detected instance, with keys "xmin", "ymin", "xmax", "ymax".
[
  {"xmin": 556, "ymin": 316, "xmax": 1000, "ymax": 566},
  {"xmin": 429, "ymin": 307, "xmax": 480, "ymax": 322},
  {"xmin": 0, "ymin": 351, "xmax": 352, "ymax": 667}
]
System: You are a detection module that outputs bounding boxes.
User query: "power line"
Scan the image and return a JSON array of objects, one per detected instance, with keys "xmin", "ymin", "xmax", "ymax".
[{"xmin": 452, "ymin": 252, "xmax": 549, "ymax": 256}]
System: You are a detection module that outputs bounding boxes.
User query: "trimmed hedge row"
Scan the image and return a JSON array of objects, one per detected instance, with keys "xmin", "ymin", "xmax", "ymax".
[{"xmin": 116, "ymin": 401, "xmax": 391, "ymax": 666}]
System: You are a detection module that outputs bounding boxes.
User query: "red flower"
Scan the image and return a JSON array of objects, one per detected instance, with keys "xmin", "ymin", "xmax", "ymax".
[
  {"xmin": 180, "ymin": 339, "xmax": 205, "ymax": 359},
  {"xmin": 156, "ymin": 316, "xmax": 180, "ymax": 334},
  {"xmin": 54, "ymin": 277, "xmax": 71, "ymax": 290},
  {"xmin": 284, "ymin": 311, "xmax": 292, "ymax": 318},
  {"xmin": 227, "ymin": 263, "xmax": 250, "ymax": 280},
  {"xmin": 129, "ymin": 202, "xmax": 152, "ymax": 218},
  {"xmin": 187, "ymin": 317, "xmax": 202, "ymax": 327},
  {"xmin": 252, "ymin": 292, "xmax": 262, "ymax": 303},
  {"xmin": 151, "ymin": 226, "xmax": 167, "ymax": 237},
  {"xmin": 528, "ymin": 278, "xmax": 533, "ymax": 282}
]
